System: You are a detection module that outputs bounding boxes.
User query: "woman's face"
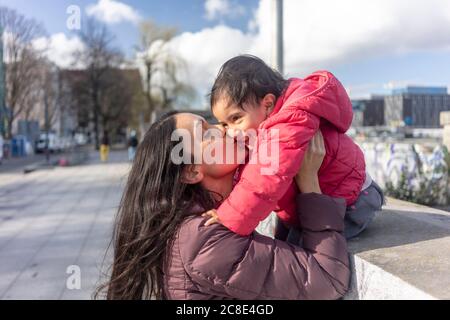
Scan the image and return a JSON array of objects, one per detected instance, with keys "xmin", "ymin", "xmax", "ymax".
[{"xmin": 175, "ymin": 113, "xmax": 247, "ymax": 180}]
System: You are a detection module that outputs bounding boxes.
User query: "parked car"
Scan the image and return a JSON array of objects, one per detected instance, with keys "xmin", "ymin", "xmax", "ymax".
[
  {"xmin": 36, "ymin": 133, "xmax": 62, "ymax": 153},
  {"xmin": 74, "ymin": 133, "xmax": 88, "ymax": 145},
  {"xmin": 59, "ymin": 136, "xmax": 75, "ymax": 150}
]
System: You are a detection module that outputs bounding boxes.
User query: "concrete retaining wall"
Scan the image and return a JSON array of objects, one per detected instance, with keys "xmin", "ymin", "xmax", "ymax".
[{"xmin": 256, "ymin": 197, "xmax": 450, "ymax": 300}]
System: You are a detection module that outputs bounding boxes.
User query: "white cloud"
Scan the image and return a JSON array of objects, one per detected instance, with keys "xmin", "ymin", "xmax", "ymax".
[
  {"xmin": 162, "ymin": 0, "xmax": 450, "ymax": 103},
  {"xmin": 32, "ymin": 33, "xmax": 85, "ymax": 68},
  {"xmin": 250, "ymin": 0, "xmax": 450, "ymax": 75},
  {"xmin": 204, "ymin": 0, "xmax": 245, "ymax": 21},
  {"xmin": 166, "ymin": 26, "xmax": 253, "ymax": 95},
  {"xmin": 86, "ymin": 0, "xmax": 141, "ymax": 24}
]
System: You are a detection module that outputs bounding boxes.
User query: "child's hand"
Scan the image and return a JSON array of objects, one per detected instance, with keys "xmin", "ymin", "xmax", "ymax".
[{"xmin": 202, "ymin": 209, "xmax": 222, "ymax": 226}]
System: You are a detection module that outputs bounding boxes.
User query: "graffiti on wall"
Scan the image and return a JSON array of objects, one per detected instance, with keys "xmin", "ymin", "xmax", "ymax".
[{"xmin": 360, "ymin": 142, "xmax": 449, "ymax": 205}]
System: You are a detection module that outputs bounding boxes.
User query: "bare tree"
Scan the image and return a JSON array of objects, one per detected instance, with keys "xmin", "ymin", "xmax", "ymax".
[
  {"xmin": 60, "ymin": 69, "xmax": 91, "ymax": 132},
  {"xmin": 70, "ymin": 18, "xmax": 141, "ymax": 149},
  {"xmin": 98, "ymin": 68, "xmax": 140, "ymax": 137},
  {"xmin": 136, "ymin": 20, "xmax": 177, "ymax": 117},
  {"xmin": 40, "ymin": 62, "xmax": 63, "ymax": 129},
  {"xmin": 154, "ymin": 58, "xmax": 197, "ymax": 110},
  {"xmin": 73, "ymin": 18, "xmax": 123, "ymax": 149},
  {"xmin": 37, "ymin": 60, "xmax": 60, "ymax": 162},
  {"xmin": 0, "ymin": 6, "xmax": 45, "ymax": 139}
]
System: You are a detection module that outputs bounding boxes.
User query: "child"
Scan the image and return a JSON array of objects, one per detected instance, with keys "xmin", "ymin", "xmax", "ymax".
[{"xmin": 204, "ymin": 55, "xmax": 384, "ymax": 239}]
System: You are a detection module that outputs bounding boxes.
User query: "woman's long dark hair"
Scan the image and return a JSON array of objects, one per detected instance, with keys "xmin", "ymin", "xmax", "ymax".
[{"xmin": 96, "ymin": 111, "xmax": 217, "ymax": 300}]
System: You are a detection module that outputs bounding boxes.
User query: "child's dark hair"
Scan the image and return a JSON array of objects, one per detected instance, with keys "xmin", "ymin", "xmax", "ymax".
[{"xmin": 210, "ymin": 55, "xmax": 288, "ymax": 110}]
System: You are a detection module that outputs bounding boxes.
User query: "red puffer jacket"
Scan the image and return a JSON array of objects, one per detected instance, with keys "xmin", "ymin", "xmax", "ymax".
[
  {"xmin": 163, "ymin": 193, "xmax": 350, "ymax": 300},
  {"xmin": 216, "ymin": 71, "xmax": 366, "ymax": 236}
]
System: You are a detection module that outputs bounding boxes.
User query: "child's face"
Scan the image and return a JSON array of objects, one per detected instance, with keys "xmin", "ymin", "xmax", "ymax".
[{"xmin": 212, "ymin": 94, "xmax": 275, "ymax": 138}]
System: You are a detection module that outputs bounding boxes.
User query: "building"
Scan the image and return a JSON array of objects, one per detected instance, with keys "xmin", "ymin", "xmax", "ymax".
[
  {"xmin": 10, "ymin": 65, "xmax": 78, "ymax": 142},
  {"xmin": 352, "ymin": 96, "xmax": 385, "ymax": 127},
  {"xmin": 384, "ymin": 86, "xmax": 450, "ymax": 128},
  {"xmin": 61, "ymin": 68, "xmax": 143, "ymax": 144},
  {"xmin": 351, "ymin": 101, "xmax": 364, "ymax": 127}
]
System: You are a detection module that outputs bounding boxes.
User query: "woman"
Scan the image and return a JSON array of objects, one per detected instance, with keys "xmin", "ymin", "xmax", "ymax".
[{"xmin": 97, "ymin": 111, "xmax": 350, "ymax": 300}]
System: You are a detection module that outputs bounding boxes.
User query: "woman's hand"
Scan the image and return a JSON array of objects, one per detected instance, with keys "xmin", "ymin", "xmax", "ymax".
[
  {"xmin": 296, "ymin": 130, "xmax": 326, "ymax": 194},
  {"xmin": 202, "ymin": 209, "xmax": 222, "ymax": 227}
]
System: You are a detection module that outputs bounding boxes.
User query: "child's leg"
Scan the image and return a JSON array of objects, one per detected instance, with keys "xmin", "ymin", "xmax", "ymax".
[
  {"xmin": 273, "ymin": 217, "xmax": 290, "ymax": 240},
  {"xmin": 286, "ymin": 227, "xmax": 303, "ymax": 246},
  {"xmin": 273, "ymin": 216, "xmax": 303, "ymax": 245},
  {"xmin": 344, "ymin": 181, "xmax": 385, "ymax": 239}
]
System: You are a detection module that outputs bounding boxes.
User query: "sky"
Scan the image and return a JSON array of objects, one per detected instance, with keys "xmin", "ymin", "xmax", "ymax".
[{"xmin": 1, "ymin": 0, "xmax": 450, "ymax": 108}]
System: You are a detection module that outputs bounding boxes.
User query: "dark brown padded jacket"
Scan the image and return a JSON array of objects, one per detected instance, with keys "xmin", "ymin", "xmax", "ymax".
[{"xmin": 163, "ymin": 193, "xmax": 350, "ymax": 300}]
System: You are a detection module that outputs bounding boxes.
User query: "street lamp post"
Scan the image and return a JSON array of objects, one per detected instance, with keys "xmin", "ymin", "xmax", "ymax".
[
  {"xmin": 0, "ymin": 26, "xmax": 5, "ymax": 138},
  {"xmin": 44, "ymin": 93, "xmax": 50, "ymax": 164},
  {"xmin": 272, "ymin": 0, "xmax": 284, "ymax": 75},
  {"xmin": 43, "ymin": 67, "xmax": 51, "ymax": 165}
]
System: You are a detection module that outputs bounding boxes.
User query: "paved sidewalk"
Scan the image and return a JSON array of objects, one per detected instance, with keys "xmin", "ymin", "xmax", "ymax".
[
  {"xmin": 0, "ymin": 153, "xmax": 48, "ymax": 174},
  {"xmin": 0, "ymin": 150, "xmax": 131, "ymax": 299}
]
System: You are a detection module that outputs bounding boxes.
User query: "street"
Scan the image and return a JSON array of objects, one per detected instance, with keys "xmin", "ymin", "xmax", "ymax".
[{"xmin": 0, "ymin": 150, "xmax": 130, "ymax": 299}]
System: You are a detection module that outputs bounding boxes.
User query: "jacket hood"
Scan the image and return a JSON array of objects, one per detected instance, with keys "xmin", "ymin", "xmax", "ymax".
[{"xmin": 274, "ymin": 71, "xmax": 353, "ymax": 133}]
